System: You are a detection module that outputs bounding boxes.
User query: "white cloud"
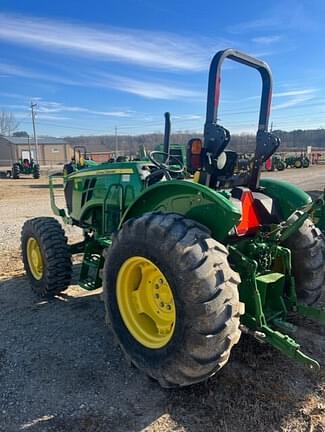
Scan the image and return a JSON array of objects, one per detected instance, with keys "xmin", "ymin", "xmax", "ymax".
[
  {"xmin": 36, "ymin": 101, "xmax": 132, "ymax": 117},
  {"xmin": 228, "ymin": 88, "xmax": 317, "ymax": 104},
  {"xmin": 273, "ymin": 89, "xmax": 317, "ymax": 97},
  {"xmin": 228, "ymin": 17, "xmax": 281, "ymax": 34},
  {"xmin": 272, "ymin": 94, "xmax": 315, "ymax": 110},
  {"xmin": 0, "ymin": 62, "xmax": 83, "ymax": 86},
  {"xmin": 0, "ymin": 59, "xmax": 204, "ymax": 101},
  {"xmin": 0, "ymin": 13, "xmax": 227, "ymax": 71},
  {"xmin": 252, "ymin": 35, "xmax": 282, "ymax": 44},
  {"xmin": 173, "ymin": 114, "xmax": 202, "ymax": 120},
  {"xmin": 94, "ymin": 74, "xmax": 204, "ymax": 100}
]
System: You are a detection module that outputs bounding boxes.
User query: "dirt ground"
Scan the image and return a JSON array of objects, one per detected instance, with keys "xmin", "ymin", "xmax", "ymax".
[{"xmin": 0, "ymin": 167, "xmax": 324, "ymax": 432}]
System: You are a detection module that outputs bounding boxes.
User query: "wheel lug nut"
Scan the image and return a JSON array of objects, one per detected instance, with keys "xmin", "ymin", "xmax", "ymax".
[
  {"xmin": 166, "ymin": 305, "xmax": 171, "ymax": 311},
  {"xmin": 155, "ymin": 293, "xmax": 160, "ymax": 299},
  {"xmin": 160, "ymin": 302, "xmax": 164, "ymax": 307},
  {"xmin": 155, "ymin": 284, "xmax": 160, "ymax": 289},
  {"xmin": 159, "ymin": 278, "xmax": 163, "ymax": 284}
]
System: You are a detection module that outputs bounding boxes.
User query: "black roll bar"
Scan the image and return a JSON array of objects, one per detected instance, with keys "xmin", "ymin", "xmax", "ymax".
[{"xmin": 205, "ymin": 48, "xmax": 272, "ymax": 132}]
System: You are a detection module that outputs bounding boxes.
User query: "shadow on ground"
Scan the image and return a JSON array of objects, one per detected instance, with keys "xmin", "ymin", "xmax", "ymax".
[
  {"xmin": 26, "ymin": 183, "xmax": 63, "ymax": 189},
  {"xmin": 0, "ymin": 273, "xmax": 324, "ymax": 432}
]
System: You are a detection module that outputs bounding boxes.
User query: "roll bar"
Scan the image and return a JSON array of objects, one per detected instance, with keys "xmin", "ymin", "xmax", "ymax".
[
  {"xmin": 203, "ymin": 49, "xmax": 278, "ymax": 190},
  {"xmin": 205, "ymin": 48, "xmax": 272, "ymax": 132}
]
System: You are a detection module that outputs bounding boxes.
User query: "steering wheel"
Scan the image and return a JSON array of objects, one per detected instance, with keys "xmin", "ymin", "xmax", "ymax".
[{"xmin": 148, "ymin": 151, "xmax": 185, "ymax": 174}]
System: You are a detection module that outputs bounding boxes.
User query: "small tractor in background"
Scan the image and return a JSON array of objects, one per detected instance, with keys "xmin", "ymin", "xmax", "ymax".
[
  {"xmin": 285, "ymin": 153, "xmax": 310, "ymax": 169},
  {"xmin": 63, "ymin": 145, "xmax": 100, "ymax": 175},
  {"xmin": 10, "ymin": 155, "xmax": 40, "ymax": 179},
  {"xmin": 21, "ymin": 49, "xmax": 325, "ymax": 388},
  {"xmin": 265, "ymin": 154, "xmax": 286, "ymax": 171}
]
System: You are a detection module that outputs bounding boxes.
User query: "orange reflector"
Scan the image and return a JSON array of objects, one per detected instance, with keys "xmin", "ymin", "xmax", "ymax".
[
  {"xmin": 190, "ymin": 139, "xmax": 202, "ymax": 154},
  {"xmin": 236, "ymin": 191, "xmax": 261, "ymax": 236}
]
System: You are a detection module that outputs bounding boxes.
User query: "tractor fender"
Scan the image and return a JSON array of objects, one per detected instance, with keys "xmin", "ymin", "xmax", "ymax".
[
  {"xmin": 120, "ymin": 180, "xmax": 241, "ymax": 241},
  {"xmin": 260, "ymin": 178, "xmax": 312, "ymax": 218}
]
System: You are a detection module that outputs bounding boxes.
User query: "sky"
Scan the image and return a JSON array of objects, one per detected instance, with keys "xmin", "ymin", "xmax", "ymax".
[{"xmin": 1, "ymin": 0, "xmax": 325, "ymax": 137}]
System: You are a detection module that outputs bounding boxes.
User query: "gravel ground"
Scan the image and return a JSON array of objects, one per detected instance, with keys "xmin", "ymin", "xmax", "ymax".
[{"xmin": 0, "ymin": 169, "xmax": 324, "ymax": 432}]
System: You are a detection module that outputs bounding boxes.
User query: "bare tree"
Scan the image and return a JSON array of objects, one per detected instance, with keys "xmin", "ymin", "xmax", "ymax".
[{"xmin": 0, "ymin": 111, "xmax": 20, "ymax": 136}]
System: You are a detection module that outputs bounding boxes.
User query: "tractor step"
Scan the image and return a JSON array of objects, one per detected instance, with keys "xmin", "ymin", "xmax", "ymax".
[
  {"xmin": 79, "ymin": 252, "xmax": 103, "ymax": 290},
  {"xmin": 79, "ymin": 277, "xmax": 98, "ymax": 290}
]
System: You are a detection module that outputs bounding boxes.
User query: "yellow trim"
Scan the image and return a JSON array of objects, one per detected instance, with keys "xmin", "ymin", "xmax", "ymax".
[
  {"xmin": 116, "ymin": 256, "xmax": 176, "ymax": 349},
  {"xmin": 193, "ymin": 170, "xmax": 201, "ymax": 183},
  {"xmin": 70, "ymin": 168, "xmax": 134, "ymax": 178},
  {"xmin": 26, "ymin": 237, "xmax": 44, "ymax": 280}
]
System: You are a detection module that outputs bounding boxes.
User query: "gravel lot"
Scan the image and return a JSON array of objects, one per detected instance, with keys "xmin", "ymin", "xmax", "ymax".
[{"xmin": 0, "ymin": 168, "xmax": 324, "ymax": 432}]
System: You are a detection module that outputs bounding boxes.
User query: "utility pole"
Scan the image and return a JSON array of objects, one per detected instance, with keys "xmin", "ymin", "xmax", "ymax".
[
  {"xmin": 31, "ymin": 102, "xmax": 39, "ymax": 163},
  {"xmin": 27, "ymin": 133, "xmax": 32, "ymax": 160},
  {"xmin": 115, "ymin": 126, "xmax": 118, "ymax": 158}
]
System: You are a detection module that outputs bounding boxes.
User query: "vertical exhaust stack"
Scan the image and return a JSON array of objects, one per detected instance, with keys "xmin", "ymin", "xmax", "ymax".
[{"xmin": 163, "ymin": 112, "xmax": 171, "ymax": 156}]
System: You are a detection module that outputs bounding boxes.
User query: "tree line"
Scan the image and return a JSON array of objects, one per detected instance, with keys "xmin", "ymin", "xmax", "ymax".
[{"xmin": 65, "ymin": 128, "xmax": 325, "ymax": 155}]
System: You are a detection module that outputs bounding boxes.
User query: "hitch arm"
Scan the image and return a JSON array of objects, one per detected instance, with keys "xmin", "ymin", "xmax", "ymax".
[
  {"xmin": 262, "ymin": 326, "xmax": 320, "ymax": 371},
  {"xmin": 266, "ymin": 196, "xmax": 324, "ymax": 243}
]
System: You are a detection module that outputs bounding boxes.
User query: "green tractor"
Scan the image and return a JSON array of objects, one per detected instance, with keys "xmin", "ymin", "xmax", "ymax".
[
  {"xmin": 285, "ymin": 154, "xmax": 310, "ymax": 169},
  {"xmin": 11, "ymin": 154, "xmax": 40, "ymax": 179},
  {"xmin": 63, "ymin": 145, "xmax": 100, "ymax": 175},
  {"xmin": 21, "ymin": 49, "xmax": 325, "ymax": 388},
  {"xmin": 265, "ymin": 154, "xmax": 286, "ymax": 171}
]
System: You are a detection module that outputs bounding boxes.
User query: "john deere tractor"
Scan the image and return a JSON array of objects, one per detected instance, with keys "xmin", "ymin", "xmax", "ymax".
[
  {"xmin": 11, "ymin": 154, "xmax": 40, "ymax": 179},
  {"xmin": 21, "ymin": 49, "xmax": 325, "ymax": 388},
  {"xmin": 63, "ymin": 145, "xmax": 99, "ymax": 175}
]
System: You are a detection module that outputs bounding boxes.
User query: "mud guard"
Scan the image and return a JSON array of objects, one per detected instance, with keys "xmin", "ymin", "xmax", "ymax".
[
  {"xmin": 260, "ymin": 178, "xmax": 312, "ymax": 218},
  {"xmin": 120, "ymin": 180, "xmax": 241, "ymax": 242}
]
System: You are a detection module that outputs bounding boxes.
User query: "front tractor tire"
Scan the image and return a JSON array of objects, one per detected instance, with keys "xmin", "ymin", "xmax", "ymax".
[
  {"xmin": 12, "ymin": 163, "xmax": 20, "ymax": 179},
  {"xmin": 33, "ymin": 164, "xmax": 40, "ymax": 179},
  {"xmin": 21, "ymin": 217, "xmax": 72, "ymax": 297},
  {"xmin": 103, "ymin": 212, "xmax": 243, "ymax": 388},
  {"xmin": 284, "ymin": 219, "xmax": 325, "ymax": 305}
]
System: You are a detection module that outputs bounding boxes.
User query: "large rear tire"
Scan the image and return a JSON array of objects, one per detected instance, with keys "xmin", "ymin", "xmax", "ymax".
[
  {"xmin": 284, "ymin": 219, "xmax": 324, "ymax": 305},
  {"xmin": 103, "ymin": 212, "xmax": 243, "ymax": 388},
  {"xmin": 21, "ymin": 217, "xmax": 72, "ymax": 297}
]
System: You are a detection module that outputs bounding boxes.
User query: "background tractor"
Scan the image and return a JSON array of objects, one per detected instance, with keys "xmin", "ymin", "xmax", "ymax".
[
  {"xmin": 265, "ymin": 154, "xmax": 286, "ymax": 171},
  {"xmin": 63, "ymin": 145, "xmax": 100, "ymax": 175},
  {"xmin": 10, "ymin": 152, "xmax": 40, "ymax": 179},
  {"xmin": 285, "ymin": 153, "xmax": 310, "ymax": 169},
  {"xmin": 21, "ymin": 49, "xmax": 325, "ymax": 388}
]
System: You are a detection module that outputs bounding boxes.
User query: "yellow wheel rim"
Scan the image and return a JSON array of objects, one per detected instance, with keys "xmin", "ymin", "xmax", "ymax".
[
  {"xmin": 26, "ymin": 237, "xmax": 44, "ymax": 280},
  {"xmin": 117, "ymin": 256, "xmax": 176, "ymax": 349}
]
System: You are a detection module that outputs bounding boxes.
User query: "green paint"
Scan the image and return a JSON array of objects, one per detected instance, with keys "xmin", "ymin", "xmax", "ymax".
[
  {"xmin": 47, "ymin": 156, "xmax": 324, "ymax": 371},
  {"xmin": 120, "ymin": 180, "xmax": 241, "ymax": 241},
  {"xmin": 260, "ymin": 178, "xmax": 312, "ymax": 218}
]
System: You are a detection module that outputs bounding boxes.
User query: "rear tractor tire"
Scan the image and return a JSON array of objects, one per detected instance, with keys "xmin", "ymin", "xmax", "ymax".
[
  {"xmin": 103, "ymin": 212, "xmax": 243, "ymax": 388},
  {"xmin": 294, "ymin": 159, "xmax": 302, "ymax": 168},
  {"xmin": 33, "ymin": 164, "xmax": 40, "ymax": 179},
  {"xmin": 284, "ymin": 219, "xmax": 325, "ymax": 305},
  {"xmin": 21, "ymin": 217, "xmax": 72, "ymax": 297},
  {"xmin": 276, "ymin": 161, "xmax": 285, "ymax": 171}
]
